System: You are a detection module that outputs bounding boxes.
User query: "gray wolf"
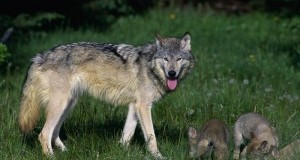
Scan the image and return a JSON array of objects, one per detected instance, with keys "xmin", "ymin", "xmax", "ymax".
[
  {"xmin": 188, "ymin": 119, "xmax": 230, "ymax": 160},
  {"xmin": 18, "ymin": 33, "xmax": 194, "ymax": 159},
  {"xmin": 233, "ymin": 112, "xmax": 279, "ymax": 160}
]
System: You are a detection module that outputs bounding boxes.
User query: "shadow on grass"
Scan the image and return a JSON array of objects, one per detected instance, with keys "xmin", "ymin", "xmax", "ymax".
[{"xmin": 21, "ymin": 117, "xmax": 184, "ymax": 151}]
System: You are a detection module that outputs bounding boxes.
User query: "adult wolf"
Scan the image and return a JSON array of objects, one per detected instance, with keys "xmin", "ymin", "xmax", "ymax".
[{"xmin": 18, "ymin": 33, "xmax": 194, "ymax": 158}]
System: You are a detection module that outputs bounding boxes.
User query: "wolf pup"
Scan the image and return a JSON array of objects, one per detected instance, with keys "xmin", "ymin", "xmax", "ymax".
[
  {"xmin": 18, "ymin": 33, "xmax": 194, "ymax": 158},
  {"xmin": 233, "ymin": 112, "xmax": 279, "ymax": 160},
  {"xmin": 188, "ymin": 119, "xmax": 230, "ymax": 160},
  {"xmin": 266, "ymin": 139, "xmax": 300, "ymax": 160}
]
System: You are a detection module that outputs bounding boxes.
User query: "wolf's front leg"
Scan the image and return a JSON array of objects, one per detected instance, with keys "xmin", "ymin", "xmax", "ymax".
[
  {"xmin": 240, "ymin": 146, "xmax": 248, "ymax": 160},
  {"xmin": 135, "ymin": 102, "xmax": 165, "ymax": 159},
  {"xmin": 233, "ymin": 131, "xmax": 243, "ymax": 160},
  {"xmin": 120, "ymin": 103, "xmax": 138, "ymax": 147}
]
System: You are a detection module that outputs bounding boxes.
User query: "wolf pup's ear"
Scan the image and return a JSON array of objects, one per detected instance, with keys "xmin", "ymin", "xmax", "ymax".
[
  {"xmin": 270, "ymin": 146, "xmax": 279, "ymax": 158},
  {"xmin": 188, "ymin": 127, "xmax": 197, "ymax": 139},
  {"xmin": 155, "ymin": 33, "xmax": 163, "ymax": 50},
  {"xmin": 181, "ymin": 32, "xmax": 191, "ymax": 52}
]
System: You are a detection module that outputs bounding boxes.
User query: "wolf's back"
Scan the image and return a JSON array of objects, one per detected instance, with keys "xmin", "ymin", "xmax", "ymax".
[{"xmin": 18, "ymin": 66, "xmax": 41, "ymax": 134}]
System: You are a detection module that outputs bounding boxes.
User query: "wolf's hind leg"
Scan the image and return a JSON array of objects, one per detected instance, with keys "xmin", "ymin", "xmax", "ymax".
[
  {"xmin": 39, "ymin": 91, "xmax": 73, "ymax": 156},
  {"xmin": 120, "ymin": 103, "xmax": 138, "ymax": 147},
  {"xmin": 52, "ymin": 97, "xmax": 77, "ymax": 151}
]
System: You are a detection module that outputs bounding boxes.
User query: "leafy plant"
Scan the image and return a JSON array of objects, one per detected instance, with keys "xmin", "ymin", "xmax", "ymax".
[{"xmin": 0, "ymin": 43, "xmax": 9, "ymax": 64}]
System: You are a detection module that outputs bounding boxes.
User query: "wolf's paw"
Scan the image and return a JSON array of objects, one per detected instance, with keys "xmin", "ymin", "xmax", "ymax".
[
  {"xmin": 54, "ymin": 138, "xmax": 67, "ymax": 152},
  {"xmin": 45, "ymin": 150, "xmax": 55, "ymax": 158},
  {"xmin": 118, "ymin": 139, "xmax": 131, "ymax": 150},
  {"xmin": 233, "ymin": 153, "xmax": 240, "ymax": 160},
  {"xmin": 153, "ymin": 152, "xmax": 168, "ymax": 160}
]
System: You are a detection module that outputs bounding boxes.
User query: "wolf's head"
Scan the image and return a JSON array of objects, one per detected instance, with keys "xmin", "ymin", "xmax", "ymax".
[{"xmin": 151, "ymin": 32, "xmax": 194, "ymax": 91}]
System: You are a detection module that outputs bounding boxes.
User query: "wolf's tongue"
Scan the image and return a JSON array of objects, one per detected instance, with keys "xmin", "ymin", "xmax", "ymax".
[{"xmin": 167, "ymin": 79, "xmax": 178, "ymax": 90}]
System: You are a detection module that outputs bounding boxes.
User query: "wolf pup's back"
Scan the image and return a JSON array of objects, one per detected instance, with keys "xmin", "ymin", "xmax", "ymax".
[{"xmin": 275, "ymin": 139, "xmax": 300, "ymax": 160}]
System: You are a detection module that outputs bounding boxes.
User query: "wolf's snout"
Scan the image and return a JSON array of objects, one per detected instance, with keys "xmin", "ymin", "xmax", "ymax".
[{"xmin": 168, "ymin": 70, "xmax": 176, "ymax": 78}]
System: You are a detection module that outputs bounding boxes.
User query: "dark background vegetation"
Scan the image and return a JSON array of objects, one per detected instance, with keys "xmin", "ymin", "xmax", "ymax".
[
  {"xmin": 0, "ymin": 0, "xmax": 299, "ymax": 67},
  {"xmin": 1, "ymin": 0, "xmax": 300, "ymax": 33},
  {"xmin": 1, "ymin": 0, "xmax": 300, "ymax": 73}
]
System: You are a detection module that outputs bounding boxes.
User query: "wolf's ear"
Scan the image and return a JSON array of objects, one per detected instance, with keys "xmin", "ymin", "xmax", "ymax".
[
  {"xmin": 188, "ymin": 127, "xmax": 197, "ymax": 139},
  {"xmin": 181, "ymin": 32, "xmax": 191, "ymax": 52},
  {"xmin": 155, "ymin": 33, "xmax": 163, "ymax": 50}
]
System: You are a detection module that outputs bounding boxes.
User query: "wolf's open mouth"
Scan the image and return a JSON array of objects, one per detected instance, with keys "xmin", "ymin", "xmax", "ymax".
[{"xmin": 167, "ymin": 78, "xmax": 178, "ymax": 91}]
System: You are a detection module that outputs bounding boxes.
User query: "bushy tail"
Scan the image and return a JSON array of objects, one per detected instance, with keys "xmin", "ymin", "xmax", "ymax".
[{"xmin": 18, "ymin": 78, "xmax": 41, "ymax": 134}]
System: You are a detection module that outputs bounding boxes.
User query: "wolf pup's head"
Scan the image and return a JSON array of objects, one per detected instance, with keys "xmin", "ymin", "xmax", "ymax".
[
  {"xmin": 151, "ymin": 32, "xmax": 194, "ymax": 91},
  {"xmin": 246, "ymin": 132, "xmax": 279, "ymax": 159},
  {"xmin": 188, "ymin": 127, "xmax": 212, "ymax": 158}
]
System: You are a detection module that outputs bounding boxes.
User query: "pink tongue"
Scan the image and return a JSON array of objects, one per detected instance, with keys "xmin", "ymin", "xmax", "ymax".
[{"xmin": 167, "ymin": 79, "xmax": 178, "ymax": 90}]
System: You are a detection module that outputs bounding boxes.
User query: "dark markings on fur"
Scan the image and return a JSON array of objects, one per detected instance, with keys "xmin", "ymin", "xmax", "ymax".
[
  {"xmin": 36, "ymin": 42, "xmax": 131, "ymax": 65},
  {"xmin": 102, "ymin": 44, "xmax": 127, "ymax": 63},
  {"xmin": 48, "ymin": 44, "xmax": 63, "ymax": 52},
  {"xmin": 138, "ymin": 44, "xmax": 156, "ymax": 62},
  {"xmin": 65, "ymin": 51, "xmax": 72, "ymax": 65},
  {"xmin": 77, "ymin": 43, "xmax": 128, "ymax": 63},
  {"xmin": 135, "ymin": 51, "xmax": 143, "ymax": 64}
]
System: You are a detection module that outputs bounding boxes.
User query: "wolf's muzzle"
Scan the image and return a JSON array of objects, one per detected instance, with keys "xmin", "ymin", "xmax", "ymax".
[
  {"xmin": 168, "ymin": 70, "xmax": 176, "ymax": 78},
  {"xmin": 167, "ymin": 70, "xmax": 178, "ymax": 91}
]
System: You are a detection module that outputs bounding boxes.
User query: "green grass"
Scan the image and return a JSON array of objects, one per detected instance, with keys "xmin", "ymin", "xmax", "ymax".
[{"xmin": 1, "ymin": 8, "xmax": 300, "ymax": 159}]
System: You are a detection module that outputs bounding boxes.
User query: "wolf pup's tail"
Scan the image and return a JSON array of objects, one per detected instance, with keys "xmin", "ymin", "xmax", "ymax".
[{"xmin": 18, "ymin": 76, "xmax": 41, "ymax": 134}]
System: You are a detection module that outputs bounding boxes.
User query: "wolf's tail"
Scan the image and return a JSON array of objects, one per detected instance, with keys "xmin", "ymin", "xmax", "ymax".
[{"xmin": 18, "ymin": 73, "xmax": 41, "ymax": 134}]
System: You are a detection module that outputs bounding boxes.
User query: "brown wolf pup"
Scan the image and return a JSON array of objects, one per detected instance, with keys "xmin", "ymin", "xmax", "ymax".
[
  {"xmin": 233, "ymin": 112, "xmax": 279, "ymax": 160},
  {"xmin": 18, "ymin": 33, "xmax": 194, "ymax": 159},
  {"xmin": 188, "ymin": 119, "xmax": 230, "ymax": 160}
]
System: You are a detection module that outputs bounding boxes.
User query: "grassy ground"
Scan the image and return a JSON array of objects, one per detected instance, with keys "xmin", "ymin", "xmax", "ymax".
[{"xmin": 0, "ymin": 8, "xmax": 300, "ymax": 159}]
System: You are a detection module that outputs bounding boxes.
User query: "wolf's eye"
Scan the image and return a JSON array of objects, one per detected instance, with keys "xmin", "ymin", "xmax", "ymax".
[
  {"xmin": 177, "ymin": 58, "xmax": 182, "ymax": 61},
  {"xmin": 163, "ymin": 58, "xmax": 168, "ymax": 61}
]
